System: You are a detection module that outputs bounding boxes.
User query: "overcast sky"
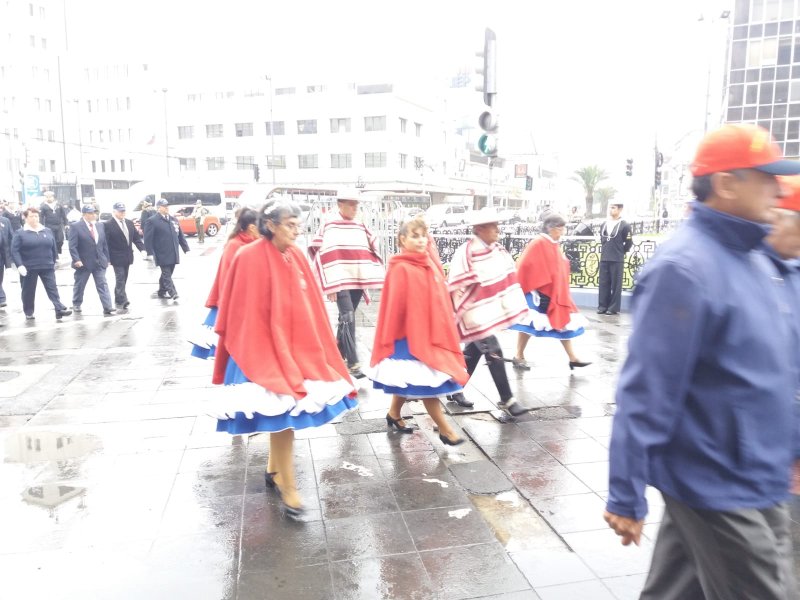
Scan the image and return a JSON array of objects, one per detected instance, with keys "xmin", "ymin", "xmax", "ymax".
[{"xmin": 65, "ymin": 0, "xmax": 730, "ymax": 196}]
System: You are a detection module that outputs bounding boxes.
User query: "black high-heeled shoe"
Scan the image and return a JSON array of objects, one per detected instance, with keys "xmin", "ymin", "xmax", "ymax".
[
  {"xmin": 439, "ymin": 433, "xmax": 465, "ymax": 446},
  {"xmin": 276, "ymin": 487, "xmax": 305, "ymax": 520},
  {"xmin": 264, "ymin": 471, "xmax": 278, "ymax": 491},
  {"xmin": 386, "ymin": 414, "xmax": 416, "ymax": 433},
  {"xmin": 569, "ymin": 360, "xmax": 592, "ymax": 370}
]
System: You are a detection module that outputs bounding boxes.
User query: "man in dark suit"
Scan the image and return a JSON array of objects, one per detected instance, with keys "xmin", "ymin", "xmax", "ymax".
[
  {"xmin": 40, "ymin": 190, "xmax": 68, "ymax": 255},
  {"xmin": 143, "ymin": 198, "xmax": 189, "ymax": 300},
  {"xmin": 104, "ymin": 202, "xmax": 146, "ymax": 311},
  {"xmin": 0, "ymin": 212, "xmax": 12, "ymax": 308},
  {"xmin": 68, "ymin": 205, "xmax": 114, "ymax": 315},
  {"xmin": 597, "ymin": 203, "xmax": 633, "ymax": 315}
]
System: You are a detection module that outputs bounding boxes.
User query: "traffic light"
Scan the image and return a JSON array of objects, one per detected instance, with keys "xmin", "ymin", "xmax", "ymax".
[
  {"xmin": 476, "ymin": 28, "xmax": 498, "ymax": 158},
  {"xmin": 253, "ymin": 164, "xmax": 260, "ymax": 182},
  {"xmin": 654, "ymin": 169, "xmax": 662, "ymax": 188},
  {"xmin": 625, "ymin": 158, "xmax": 633, "ymax": 176},
  {"xmin": 654, "ymin": 151, "xmax": 664, "ymax": 188},
  {"xmin": 525, "ymin": 176, "xmax": 533, "ymax": 191}
]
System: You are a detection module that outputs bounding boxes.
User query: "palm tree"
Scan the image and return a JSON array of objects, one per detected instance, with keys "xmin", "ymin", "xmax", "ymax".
[
  {"xmin": 572, "ymin": 166, "xmax": 608, "ymax": 217},
  {"xmin": 595, "ymin": 186, "xmax": 618, "ymax": 218}
]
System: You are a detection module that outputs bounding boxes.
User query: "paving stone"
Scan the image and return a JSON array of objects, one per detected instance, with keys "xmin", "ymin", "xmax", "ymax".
[{"xmin": 449, "ymin": 459, "xmax": 513, "ymax": 494}]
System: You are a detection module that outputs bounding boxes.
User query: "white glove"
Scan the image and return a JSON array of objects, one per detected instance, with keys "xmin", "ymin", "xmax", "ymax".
[
  {"xmin": 18, "ymin": 266, "xmax": 27, "ymax": 277},
  {"xmin": 140, "ymin": 251, "xmax": 148, "ymax": 259}
]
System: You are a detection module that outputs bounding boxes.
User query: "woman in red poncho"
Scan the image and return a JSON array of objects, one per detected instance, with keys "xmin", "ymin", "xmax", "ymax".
[
  {"xmin": 212, "ymin": 199, "xmax": 358, "ymax": 518},
  {"xmin": 367, "ymin": 216, "xmax": 469, "ymax": 445},
  {"xmin": 510, "ymin": 213, "xmax": 591, "ymax": 371},
  {"xmin": 190, "ymin": 207, "xmax": 259, "ymax": 359}
]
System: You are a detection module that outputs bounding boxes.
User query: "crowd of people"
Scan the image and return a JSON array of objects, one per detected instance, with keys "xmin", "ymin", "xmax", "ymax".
[{"xmin": 0, "ymin": 194, "xmax": 190, "ymax": 324}]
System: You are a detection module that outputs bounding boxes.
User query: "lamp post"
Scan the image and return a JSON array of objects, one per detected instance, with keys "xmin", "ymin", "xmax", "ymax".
[
  {"xmin": 265, "ymin": 75, "xmax": 276, "ymax": 185},
  {"xmin": 700, "ymin": 10, "xmax": 732, "ymax": 133},
  {"xmin": 162, "ymin": 88, "xmax": 169, "ymax": 176}
]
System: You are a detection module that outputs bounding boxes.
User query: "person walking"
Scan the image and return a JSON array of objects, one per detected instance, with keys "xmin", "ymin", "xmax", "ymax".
[
  {"xmin": 39, "ymin": 190, "xmax": 68, "ymax": 256},
  {"xmin": 604, "ymin": 124, "xmax": 800, "ymax": 599},
  {"xmin": 308, "ymin": 190, "xmax": 384, "ymax": 378},
  {"xmin": 190, "ymin": 199, "xmax": 209, "ymax": 244},
  {"xmin": 445, "ymin": 207, "xmax": 530, "ymax": 416},
  {"xmin": 10, "ymin": 207, "xmax": 71, "ymax": 320},
  {"xmin": 68, "ymin": 205, "xmax": 114, "ymax": 316},
  {"xmin": 368, "ymin": 216, "xmax": 469, "ymax": 445},
  {"xmin": 212, "ymin": 199, "xmax": 358, "ymax": 520},
  {"xmin": 104, "ymin": 202, "xmax": 146, "ymax": 311},
  {"xmin": 0, "ymin": 211, "xmax": 12, "ymax": 308},
  {"xmin": 0, "ymin": 199, "xmax": 22, "ymax": 232},
  {"xmin": 511, "ymin": 213, "xmax": 591, "ymax": 371},
  {"xmin": 143, "ymin": 198, "xmax": 189, "ymax": 300},
  {"xmin": 597, "ymin": 202, "xmax": 632, "ymax": 315}
]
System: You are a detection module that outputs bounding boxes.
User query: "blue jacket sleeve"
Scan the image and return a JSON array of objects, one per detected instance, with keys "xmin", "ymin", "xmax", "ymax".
[
  {"xmin": 606, "ymin": 259, "xmax": 707, "ymax": 520},
  {"xmin": 68, "ymin": 225, "xmax": 80, "ymax": 263},
  {"xmin": 11, "ymin": 230, "xmax": 22, "ymax": 267}
]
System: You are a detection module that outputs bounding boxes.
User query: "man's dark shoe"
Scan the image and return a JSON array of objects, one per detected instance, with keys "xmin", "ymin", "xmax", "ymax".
[
  {"xmin": 0, "ymin": 302, "xmax": 6, "ymax": 308},
  {"xmin": 103, "ymin": 309, "xmax": 116, "ymax": 316},
  {"xmin": 25, "ymin": 314, "xmax": 35, "ymax": 320},
  {"xmin": 56, "ymin": 309, "xmax": 72, "ymax": 319},
  {"xmin": 596, "ymin": 308, "xmax": 607, "ymax": 314},
  {"xmin": 171, "ymin": 294, "xmax": 179, "ymax": 301},
  {"xmin": 449, "ymin": 393, "xmax": 474, "ymax": 408},
  {"xmin": 605, "ymin": 311, "xmax": 619, "ymax": 315},
  {"xmin": 123, "ymin": 301, "xmax": 131, "ymax": 308},
  {"xmin": 498, "ymin": 398, "xmax": 528, "ymax": 417},
  {"xmin": 156, "ymin": 292, "xmax": 169, "ymax": 299},
  {"xmin": 72, "ymin": 305, "xmax": 82, "ymax": 313},
  {"xmin": 349, "ymin": 364, "xmax": 366, "ymax": 379}
]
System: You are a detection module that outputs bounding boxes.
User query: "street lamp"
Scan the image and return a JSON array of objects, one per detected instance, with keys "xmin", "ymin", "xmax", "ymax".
[
  {"xmin": 162, "ymin": 88, "xmax": 169, "ymax": 176},
  {"xmin": 699, "ymin": 11, "xmax": 732, "ymax": 133},
  {"xmin": 265, "ymin": 75, "xmax": 276, "ymax": 185}
]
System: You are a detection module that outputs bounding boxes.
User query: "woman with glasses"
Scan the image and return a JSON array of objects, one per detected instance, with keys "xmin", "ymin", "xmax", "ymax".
[
  {"xmin": 211, "ymin": 199, "xmax": 357, "ymax": 519},
  {"xmin": 510, "ymin": 213, "xmax": 591, "ymax": 371}
]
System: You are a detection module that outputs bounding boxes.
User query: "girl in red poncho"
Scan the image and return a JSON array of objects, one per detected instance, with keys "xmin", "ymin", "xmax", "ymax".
[
  {"xmin": 190, "ymin": 208, "xmax": 259, "ymax": 359},
  {"xmin": 510, "ymin": 213, "xmax": 591, "ymax": 371},
  {"xmin": 367, "ymin": 216, "xmax": 469, "ymax": 446},
  {"xmin": 212, "ymin": 200, "xmax": 358, "ymax": 518}
]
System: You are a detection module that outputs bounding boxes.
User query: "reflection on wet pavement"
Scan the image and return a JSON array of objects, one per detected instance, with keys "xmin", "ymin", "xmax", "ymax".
[{"xmin": 1, "ymin": 247, "xmax": 794, "ymax": 599}]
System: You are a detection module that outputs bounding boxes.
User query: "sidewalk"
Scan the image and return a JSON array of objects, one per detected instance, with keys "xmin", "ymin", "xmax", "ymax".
[{"xmin": 0, "ymin": 242, "xmax": 796, "ymax": 599}]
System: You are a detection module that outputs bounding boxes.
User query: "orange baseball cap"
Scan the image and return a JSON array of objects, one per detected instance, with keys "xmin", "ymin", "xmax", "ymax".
[
  {"xmin": 690, "ymin": 124, "xmax": 800, "ymax": 177},
  {"xmin": 778, "ymin": 176, "xmax": 800, "ymax": 212}
]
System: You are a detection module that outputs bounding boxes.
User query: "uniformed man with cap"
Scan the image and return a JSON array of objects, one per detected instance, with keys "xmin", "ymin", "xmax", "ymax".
[
  {"xmin": 597, "ymin": 202, "xmax": 632, "ymax": 315},
  {"xmin": 104, "ymin": 202, "xmax": 146, "ymax": 310},
  {"xmin": 143, "ymin": 198, "xmax": 189, "ymax": 300},
  {"xmin": 39, "ymin": 190, "xmax": 68, "ymax": 255}
]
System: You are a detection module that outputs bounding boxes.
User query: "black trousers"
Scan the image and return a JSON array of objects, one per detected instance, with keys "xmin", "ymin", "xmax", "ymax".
[
  {"xmin": 21, "ymin": 268, "xmax": 67, "ymax": 316},
  {"xmin": 158, "ymin": 264, "xmax": 177, "ymax": 297},
  {"xmin": 598, "ymin": 261, "xmax": 623, "ymax": 313},
  {"xmin": 464, "ymin": 335, "xmax": 513, "ymax": 403},
  {"xmin": 112, "ymin": 263, "xmax": 130, "ymax": 306},
  {"xmin": 0, "ymin": 262, "xmax": 6, "ymax": 304},
  {"xmin": 336, "ymin": 289, "xmax": 363, "ymax": 367}
]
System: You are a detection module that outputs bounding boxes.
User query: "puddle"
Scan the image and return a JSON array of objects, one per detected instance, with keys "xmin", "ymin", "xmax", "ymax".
[
  {"xmin": 4, "ymin": 431, "xmax": 102, "ymax": 463},
  {"xmin": 341, "ymin": 461, "xmax": 374, "ymax": 477},
  {"xmin": 422, "ymin": 478, "xmax": 449, "ymax": 488},
  {"xmin": 23, "ymin": 484, "xmax": 86, "ymax": 510}
]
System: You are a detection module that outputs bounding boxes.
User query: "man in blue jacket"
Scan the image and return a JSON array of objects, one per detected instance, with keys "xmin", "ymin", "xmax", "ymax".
[
  {"xmin": 143, "ymin": 198, "xmax": 189, "ymax": 300},
  {"xmin": 68, "ymin": 205, "xmax": 114, "ymax": 315},
  {"xmin": 605, "ymin": 124, "xmax": 800, "ymax": 599}
]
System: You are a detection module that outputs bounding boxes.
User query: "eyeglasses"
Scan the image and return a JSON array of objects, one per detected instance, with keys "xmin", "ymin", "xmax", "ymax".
[{"xmin": 280, "ymin": 221, "xmax": 301, "ymax": 231}]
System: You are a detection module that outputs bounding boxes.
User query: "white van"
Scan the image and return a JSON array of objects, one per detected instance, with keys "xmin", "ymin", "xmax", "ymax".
[
  {"xmin": 425, "ymin": 203, "xmax": 469, "ymax": 227},
  {"xmin": 127, "ymin": 180, "xmax": 227, "ymax": 221}
]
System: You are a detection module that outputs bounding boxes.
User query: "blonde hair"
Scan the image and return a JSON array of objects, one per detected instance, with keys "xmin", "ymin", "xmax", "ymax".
[{"xmin": 397, "ymin": 216, "xmax": 428, "ymax": 244}]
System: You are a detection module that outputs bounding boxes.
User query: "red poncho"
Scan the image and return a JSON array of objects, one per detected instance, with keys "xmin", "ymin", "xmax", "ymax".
[
  {"xmin": 213, "ymin": 239, "xmax": 355, "ymax": 399},
  {"xmin": 205, "ymin": 232, "xmax": 256, "ymax": 308},
  {"xmin": 371, "ymin": 251, "xmax": 468, "ymax": 385},
  {"xmin": 517, "ymin": 235, "xmax": 578, "ymax": 331}
]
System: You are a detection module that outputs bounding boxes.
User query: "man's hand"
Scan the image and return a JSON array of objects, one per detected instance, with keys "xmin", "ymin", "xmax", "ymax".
[
  {"xmin": 327, "ymin": 293, "xmax": 337, "ymax": 302},
  {"xmin": 17, "ymin": 265, "xmax": 27, "ymax": 277},
  {"xmin": 792, "ymin": 459, "xmax": 800, "ymax": 495},
  {"xmin": 74, "ymin": 261, "xmax": 83, "ymax": 269},
  {"xmin": 603, "ymin": 511, "xmax": 644, "ymax": 546},
  {"xmin": 140, "ymin": 251, "xmax": 148, "ymax": 259}
]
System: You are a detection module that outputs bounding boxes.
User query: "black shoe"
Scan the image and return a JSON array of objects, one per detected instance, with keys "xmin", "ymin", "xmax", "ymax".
[
  {"xmin": 25, "ymin": 314, "xmax": 35, "ymax": 320},
  {"xmin": 72, "ymin": 305, "xmax": 82, "ymax": 313},
  {"xmin": 605, "ymin": 311, "xmax": 618, "ymax": 315},
  {"xmin": 56, "ymin": 309, "xmax": 72, "ymax": 319},
  {"xmin": 448, "ymin": 392, "xmax": 474, "ymax": 408},
  {"xmin": 498, "ymin": 398, "xmax": 528, "ymax": 417},
  {"xmin": 596, "ymin": 308, "xmax": 607, "ymax": 314},
  {"xmin": 386, "ymin": 414, "xmax": 416, "ymax": 433},
  {"xmin": 349, "ymin": 365, "xmax": 366, "ymax": 379},
  {"xmin": 103, "ymin": 309, "xmax": 116, "ymax": 316},
  {"xmin": 0, "ymin": 302, "xmax": 6, "ymax": 308},
  {"xmin": 156, "ymin": 291, "xmax": 170, "ymax": 299},
  {"xmin": 569, "ymin": 360, "xmax": 592, "ymax": 370},
  {"xmin": 171, "ymin": 294, "xmax": 179, "ymax": 301},
  {"xmin": 123, "ymin": 301, "xmax": 130, "ymax": 309},
  {"xmin": 439, "ymin": 433, "xmax": 465, "ymax": 446},
  {"xmin": 264, "ymin": 471, "xmax": 278, "ymax": 491}
]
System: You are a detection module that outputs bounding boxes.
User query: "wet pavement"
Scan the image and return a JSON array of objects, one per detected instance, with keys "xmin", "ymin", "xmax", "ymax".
[{"xmin": 1, "ymin": 233, "xmax": 798, "ymax": 599}]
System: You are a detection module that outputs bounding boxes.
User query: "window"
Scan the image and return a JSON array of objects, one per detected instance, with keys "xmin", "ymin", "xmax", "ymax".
[
  {"xmin": 298, "ymin": 154, "xmax": 318, "ymax": 168},
  {"xmin": 40, "ymin": 38, "xmax": 46, "ymax": 50},
  {"xmin": 45, "ymin": 99, "xmax": 51, "ymax": 112},
  {"xmin": 87, "ymin": 99, "xmax": 92, "ymax": 112},
  {"xmin": 178, "ymin": 126, "xmax": 194, "ymax": 139},
  {"xmin": 267, "ymin": 155, "xmax": 286, "ymax": 169},
  {"xmin": 365, "ymin": 152, "xmax": 387, "ymax": 168},
  {"xmin": 235, "ymin": 122, "xmax": 253, "ymax": 137},
  {"xmin": 120, "ymin": 159, "xmax": 126, "ymax": 172},
  {"xmin": 47, "ymin": 130, "xmax": 55, "ymax": 142},
  {"xmin": 179, "ymin": 158, "xmax": 196, "ymax": 171},
  {"xmin": 39, "ymin": 6, "xmax": 45, "ymax": 18},
  {"xmin": 330, "ymin": 153, "xmax": 352, "ymax": 168},
  {"xmin": 415, "ymin": 122, "xmax": 422, "ymax": 137},
  {"xmin": 187, "ymin": 94, "xmax": 202, "ymax": 103},
  {"xmin": 275, "ymin": 87, "xmax": 296, "ymax": 95},
  {"xmin": 34, "ymin": 97, "xmax": 40, "ymax": 110},
  {"xmin": 89, "ymin": 131, "xmax": 94, "ymax": 143},
  {"xmin": 297, "ymin": 120, "xmax": 317, "ymax": 134},
  {"xmin": 414, "ymin": 156, "xmax": 424, "ymax": 169},
  {"xmin": 265, "ymin": 121, "xmax": 285, "ymax": 135},
  {"xmin": 126, "ymin": 97, "xmax": 131, "ymax": 110},
  {"xmin": 91, "ymin": 160, "xmax": 96, "ymax": 173},
  {"xmin": 101, "ymin": 160, "xmax": 106, "ymax": 172},
  {"xmin": 50, "ymin": 160, "xmax": 56, "ymax": 172},
  {"xmin": 364, "ymin": 116, "xmax": 386, "ymax": 132},
  {"xmin": 38, "ymin": 159, "xmax": 46, "ymax": 171},
  {"xmin": 236, "ymin": 155, "xmax": 255, "ymax": 169},
  {"xmin": 29, "ymin": 3, "xmax": 33, "ymax": 16},
  {"xmin": 110, "ymin": 160, "xmax": 116, "ymax": 172},
  {"xmin": 207, "ymin": 156, "xmax": 225, "ymax": 170},
  {"xmin": 330, "ymin": 118, "xmax": 351, "ymax": 133},
  {"xmin": 399, "ymin": 118, "xmax": 407, "ymax": 133},
  {"xmin": 99, "ymin": 130, "xmax": 105, "ymax": 143},
  {"xmin": 206, "ymin": 124, "xmax": 223, "ymax": 138},
  {"xmin": 29, "ymin": 35, "xmax": 35, "ymax": 47},
  {"xmin": 36, "ymin": 128, "xmax": 43, "ymax": 140},
  {"xmin": 108, "ymin": 129, "xmax": 114, "ymax": 142},
  {"xmin": 399, "ymin": 153, "xmax": 407, "ymax": 168}
]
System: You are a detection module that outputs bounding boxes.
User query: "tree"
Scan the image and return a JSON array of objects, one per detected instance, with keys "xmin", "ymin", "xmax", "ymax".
[
  {"xmin": 595, "ymin": 186, "xmax": 617, "ymax": 218},
  {"xmin": 571, "ymin": 166, "xmax": 608, "ymax": 217}
]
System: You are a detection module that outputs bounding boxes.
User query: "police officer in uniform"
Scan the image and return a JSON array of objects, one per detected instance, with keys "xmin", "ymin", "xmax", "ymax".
[{"xmin": 597, "ymin": 203, "xmax": 633, "ymax": 315}]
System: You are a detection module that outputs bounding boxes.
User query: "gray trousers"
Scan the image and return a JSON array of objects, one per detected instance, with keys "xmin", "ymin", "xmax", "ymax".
[
  {"xmin": 641, "ymin": 494, "xmax": 796, "ymax": 600},
  {"xmin": 336, "ymin": 289, "xmax": 362, "ymax": 368}
]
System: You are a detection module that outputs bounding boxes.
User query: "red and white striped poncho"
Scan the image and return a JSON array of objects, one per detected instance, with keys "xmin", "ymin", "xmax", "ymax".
[
  {"xmin": 308, "ymin": 218, "xmax": 385, "ymax": 297},
  {"xmin": 447, "ymin": 237, "xmax": 528, "ymax": 343}
]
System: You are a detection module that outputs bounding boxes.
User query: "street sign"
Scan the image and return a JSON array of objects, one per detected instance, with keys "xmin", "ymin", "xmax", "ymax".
[
  {"xmin": 23, "ymin": 174, "xmax": 40, "ymax": 202},
  {"xmin": 514, "ymin": 164, "xmax": 528, "ymax": 178}
]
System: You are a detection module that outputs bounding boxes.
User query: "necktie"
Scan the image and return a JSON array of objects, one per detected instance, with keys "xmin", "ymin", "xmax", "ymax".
[
  {"xmin": 119, "ymin": 219, "xmax": 129, "ymax": 242},
  {"xmin": 88, "ymin": 221, "xmax": 96, "ymax": 242}
]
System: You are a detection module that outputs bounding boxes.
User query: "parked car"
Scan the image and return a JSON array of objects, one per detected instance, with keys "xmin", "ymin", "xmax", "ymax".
[
  {"xmin": 174, "ymin": 207, "xmax": 221, "ymax": 237},
  {"xmin": 425, "ymin": 203, "xmax": 469, "ymax": 227}
]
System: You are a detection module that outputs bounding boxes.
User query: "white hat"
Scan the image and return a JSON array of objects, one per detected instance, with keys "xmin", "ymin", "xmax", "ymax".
[
  {"xmin": 337, "ymin": 188, "xmax": 361, "ymax": 202},
  {"xmin": 470, "ymin": 206, "xmax": 501, "ymax": 226}
]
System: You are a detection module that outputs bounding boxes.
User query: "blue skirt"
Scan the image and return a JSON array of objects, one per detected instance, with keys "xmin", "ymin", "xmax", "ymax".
[
  {"xmin": 370, "ymin": 338, "xmax": 464, "ymax": 399},
  {"xmin": 510, "ymin": 293, "xmax": 585, "ymax": 340},
  {"xmin": 190, "ymin": 307, "xmax": 218, "ymax": 360},
  {"xmin": 215, "ymin": 356, "xmax": 358, "ymax": 434}
]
